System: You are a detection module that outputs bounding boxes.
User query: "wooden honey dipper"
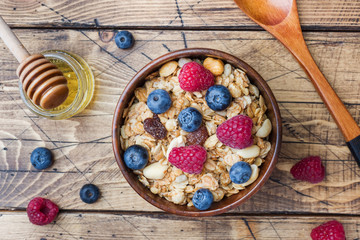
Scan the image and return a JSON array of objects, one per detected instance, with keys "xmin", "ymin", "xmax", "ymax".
[{"xmin": 0, "ymin": 16, "xmax": 69, "ymax": 109}]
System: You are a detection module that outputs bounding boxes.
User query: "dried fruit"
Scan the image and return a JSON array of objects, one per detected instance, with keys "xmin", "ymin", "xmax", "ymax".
[
  {"xmin": 186, "ymin": 125, "xmax": 209, "ymax": 146},
  {"xmin": 144, "ymin": 114, "xmax": 167, "ymax": 139}
]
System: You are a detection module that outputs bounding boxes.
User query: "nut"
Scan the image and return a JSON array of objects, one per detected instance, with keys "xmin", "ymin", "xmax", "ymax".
[
  {"xmin": 159, "ymin": 61, "xmax": 178, "ymax": 77},
  {"xmin": 203, "ymin": 57, "xmax": 224, "ymax": 76},
  {"xmin": 232, "ymin": 145, "xmax": 260, "ymax": 159},
  {"xmin": 254, "ymin": 157, "xmax": 263, "ymax": 166},
  {"xmin": 166, "ymin": 136, "xmax": 186, "ymax": 159},
  {"xmin": 178, "ymin": 58, "xmax": 192, "ymax": 67},
  {"xmin": 212, "ymin": 188, "xmax": 225, "ymax": 202},
  {"xmin": 223, "ymin": 63, "xmax": 232, "ymax": 77},
  {"xmin": 143, "ymin": 162, "xmax": 169, "ymax": 180},
  {"xmin": 256, "ymin": 119, "xmax": 272, "ymax": 138},
  {"xmin": 204, "ymin": 134, "xmax": 218, "ymax": 149},
  {"xmin": 249, "ymin": 84, "xmax": 260, "ymax": 97},
  {"xmin": 165, "ymin": 119, "xmax": 177, "ymax": 131},
  {"xmin": 239, "ymin": 164, "xmax": 259, "ymax": 187},
  {"xmin": 260, "ymin": 141, "xmax": 271, "ymax": 158}
]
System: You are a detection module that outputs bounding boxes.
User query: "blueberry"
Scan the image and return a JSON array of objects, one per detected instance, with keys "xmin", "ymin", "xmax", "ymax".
[
  {"xmin": 192, "ymin": 188, "xmax": 213, "ymax": 210},
  {"xmin": 123, "ymin": 145, "xmax": 149, "ymax": 170},
  {"xmin": 115, "ymin": 30, "xmax": 134, "ymax": 49},
  {"xmin": 30, "ymin": 147, "xmax": 53, "ymax": 170},
  {"xmin": 205, "ymin": 85, "xmax": 232, "ymax": 111},
  {"xmin": 80, "ymin": 184, "xmax": 100, "ymax": 204},
  {"xmin": 229, "ymin": 161, "xmax": 252, "ymax": 184},
  {"xmin": 178, "ymin": 107, "xmax": 202, "ymax": 132},
  {"xmin": 147, "ymin": 89, "xmax": 172, "ymax": 114}
]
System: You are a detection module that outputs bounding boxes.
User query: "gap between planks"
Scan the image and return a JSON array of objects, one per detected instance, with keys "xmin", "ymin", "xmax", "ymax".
[
  {"xmin": 5, "ymin": 24, "xmax": 360, "ymax": 33},
  {"xmin": 2, "ymin": 209, "xmax": 360, "ymax": 218}
]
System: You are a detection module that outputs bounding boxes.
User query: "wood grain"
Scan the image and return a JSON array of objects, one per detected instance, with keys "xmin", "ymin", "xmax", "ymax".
[
  {"xmin": 0, "ymin": 212, "xmax": 359, "ymax": 240},
  {"xmin": 0, "ymin": 0, "xmax": 359, "ymax": 30},
  {"xmin": 0, "ymin": 29, "xmax": 359, "ymax": 214}
]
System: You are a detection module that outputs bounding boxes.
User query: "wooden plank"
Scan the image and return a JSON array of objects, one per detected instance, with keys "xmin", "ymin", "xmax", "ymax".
[
  {"xmin": 0, "ymin": 212, "xmax": 359, "ymax": 240},
  {"xmin": 0, "ymin": 141, "xmax": 358, "ymax": 213},
  {"xmin": 0, "ymin": 29, "xmax": 359, "ymax": 213},
  {"xmin": 0, "ymin": 0, "xmax": 359, "ymax": 29}
]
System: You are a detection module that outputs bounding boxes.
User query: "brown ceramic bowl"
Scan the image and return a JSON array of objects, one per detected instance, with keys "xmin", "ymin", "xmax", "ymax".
[{"xmin": 112, "ymin": 48, "xmax": 282, "ymax": 217}]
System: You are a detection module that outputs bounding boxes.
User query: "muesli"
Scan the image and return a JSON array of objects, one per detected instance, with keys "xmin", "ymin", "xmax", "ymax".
[{"xmin": 120, "ymin": 57, "xmax": 272, "ymax": 209}]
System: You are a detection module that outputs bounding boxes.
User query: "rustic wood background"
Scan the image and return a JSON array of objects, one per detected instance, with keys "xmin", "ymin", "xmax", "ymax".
[{"xmin": 0, "ymin": 0, "xmax": 359, "ymax": 239}]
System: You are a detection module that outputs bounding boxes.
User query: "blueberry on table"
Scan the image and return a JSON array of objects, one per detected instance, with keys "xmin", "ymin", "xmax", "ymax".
[
  {"xmin": 147, "ymin": 89, "xmax": 172, "ymax": 114},
  {"xmin": 30, "ymin": 147, "xmax": 53, "ymax": 170},
  {"xmin": 123, "ymin": 145, "xmax": 149, "ymax": 170},
  {"xmin": 229, "ymin": 161, "xmax": 252, "ymax": 184},
  {"xmin": 115, "ymin": 30, "xmax": 134, "ymax": 49},
  {"xmin": 192, "ymin": 188, "xmax": 214, "ymax": 210},
  {"xmin": 205, "ymin": 85, "xmax": 232, "ymax": 111},
  {"xmin": 80, "ymin": 184, "xmax": 100, "ymax": 204},
  {"xmin": 178, "ymin": 107, "xmax": 202, "ymax": 132}
]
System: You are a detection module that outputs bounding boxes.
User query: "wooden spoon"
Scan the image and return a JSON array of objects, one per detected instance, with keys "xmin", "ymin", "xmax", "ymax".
[
  {"xmin": 0, "ymin": 16, "xmax": 69, "ymax": 109},
  {"xmin": 234, "ymin": 0, "xmax": 360, "ymax": 165}
]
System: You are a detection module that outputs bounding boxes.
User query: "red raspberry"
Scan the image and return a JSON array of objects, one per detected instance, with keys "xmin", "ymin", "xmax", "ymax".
[
  {"xmin": 27, "ymin": 197, "xmax": 59, "ymax": 225},
  {"xmin": 216, "ymin": 115, "xmax": 253, "ymax": 149},
  {"xmin": 290, "ymin": 156, "xmax": 325, "ymax": 183},
  {"xmin": 311, "ymin": 220, "xmax": 346, "ymax": 240},
  {"xmin": 178, "ymin": 62, "xmax": 214, "ymax": 92},
  {"xmin": 168, "ymin": 145, "xmax": 207, "ymax": 174}
]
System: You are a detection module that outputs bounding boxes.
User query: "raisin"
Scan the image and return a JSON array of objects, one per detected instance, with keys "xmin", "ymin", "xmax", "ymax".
[
  {"xmin": 186, "ymin": 125, "xmax": 209, "ymax": 146},
  {"xmin": 144, "ymin": 114, "xmax": 167, "ymax": 139}
]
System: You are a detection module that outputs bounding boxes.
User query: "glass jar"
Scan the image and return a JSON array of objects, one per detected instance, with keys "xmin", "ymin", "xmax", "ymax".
[{"xmin": 19, "ymin": 50, "xmax": 95, "ymax": 120}]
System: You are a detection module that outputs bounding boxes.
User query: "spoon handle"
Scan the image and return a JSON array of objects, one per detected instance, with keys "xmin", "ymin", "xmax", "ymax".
[
  {"xmin": 234, "ymin": 0, "xmax": 360, "ymax": 165},
  {"xmin": 0, "ymin": 16, "xmax": 30, "ymax": 63},
  {"xmin": 292, "ymin": 43, "xmax": 360, "ymax": 165}
]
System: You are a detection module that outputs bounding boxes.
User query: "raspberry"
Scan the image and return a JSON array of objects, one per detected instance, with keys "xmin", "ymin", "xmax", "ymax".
[
  {"xmin": 168, "ymin": 145, "xmax": 207, "ymax": 174},
  {"xmin": 290, "ymin": 156, "xmax": 325, "ymax": 183},
  {"xmin": 311, "ymin": 220, "xmax": 346, "ymax": 240},
  {"xmin": 216, "ymin": 115, "xmax": 253, "ymax": 149},
  {"xmin": 27, "ymin": 197, "xmax": 59, "ymax": 225},
  {"xmin": 178, "ymin": 62, "xmax": 214, "ymax": 92}
]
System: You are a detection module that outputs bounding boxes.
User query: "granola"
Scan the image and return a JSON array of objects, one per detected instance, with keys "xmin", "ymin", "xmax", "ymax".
[{"xmin": 120, "ymin": 57, "xmax": 272, "ymax": 207}]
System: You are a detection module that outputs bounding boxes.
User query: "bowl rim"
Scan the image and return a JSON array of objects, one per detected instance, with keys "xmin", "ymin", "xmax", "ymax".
[{"xmin": 112, "ymin": 48, "xmax": 282, "ymax": 217}]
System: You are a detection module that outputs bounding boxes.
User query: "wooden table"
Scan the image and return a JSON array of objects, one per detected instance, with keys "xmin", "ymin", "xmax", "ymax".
[{"xmin": 0, "ymin": 1, "xmax": 359, "ymax": 239}]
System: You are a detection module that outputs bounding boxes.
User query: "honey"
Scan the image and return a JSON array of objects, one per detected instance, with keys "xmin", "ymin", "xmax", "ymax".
[
  {"xmin": 19, "ymin": 50, "xmax": 94, "ymax": 120},
  {"xmin": 49, "ymin": 58, "xmax": 79, "ymax": 111}
]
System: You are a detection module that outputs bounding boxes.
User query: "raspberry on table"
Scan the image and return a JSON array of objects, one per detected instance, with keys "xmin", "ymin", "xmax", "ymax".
[
  {"xmin": 168, "ymin": 145, "xmax": 207, "ymax": 174},
  {"xmin": 27, "ymin": 197, "xmax": 59, "ymax": 226},
  {"xmin": 310, "ymin": 220, "xmax": 346, "ymax": 240},
  {"xmin": 290, "ymin": 156, "xmax": 325, "ymax": 183},
  {"xmin": 216, "ymin": 115, "xmax": 253, "ymax": 149},
  {"xmin": 178, "ymin": 62, "xmax": 214, "ymax": 92}
]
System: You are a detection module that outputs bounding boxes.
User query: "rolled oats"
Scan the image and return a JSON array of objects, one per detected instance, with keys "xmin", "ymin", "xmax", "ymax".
[{"xmin": 119, "ymin": 57, "xmax": 272, "ymax": 206}]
